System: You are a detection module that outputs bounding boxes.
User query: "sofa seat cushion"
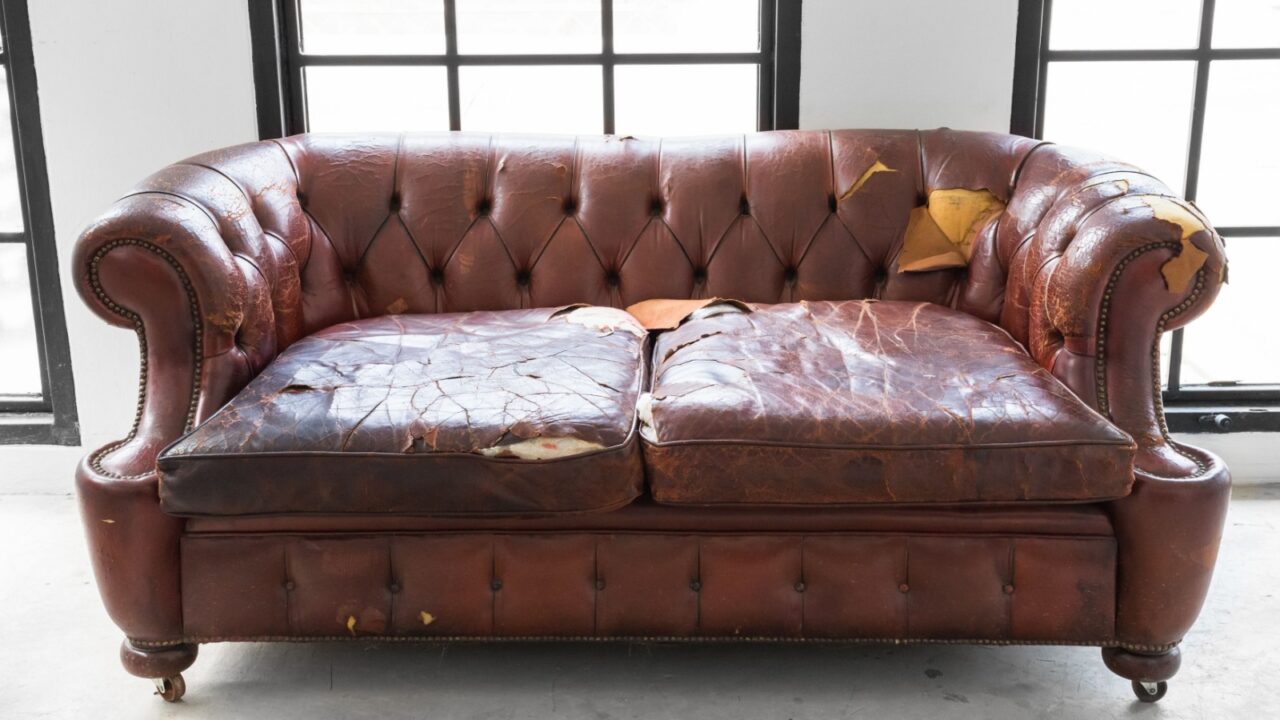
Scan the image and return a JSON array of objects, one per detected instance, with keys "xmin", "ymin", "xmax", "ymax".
[
  {"xmin": 158, "ymin": 306, "xmax": 648, "ymax": 516},
  {"xmin": 642, "ymin": 300, "xmax": 1136, "ymax": 506}
]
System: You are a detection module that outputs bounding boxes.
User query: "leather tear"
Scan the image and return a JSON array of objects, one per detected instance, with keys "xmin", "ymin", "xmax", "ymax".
[
  {"xmin": 839, "ymin": 160, "xmax": 897, "ymax": 200},
  {"xmin": 552, "ymin": 305, "xmax": 647, "ymax": 337},
  {"xmin": 1142, "ymin": 197, "xmax": 1213, "ymax": 294},
  {"xmin": 900, "ymin": 189, "xmax": 1004, "ymax": 273},
  {"xmin": 385, "ymin": 297, "xmax": 409, "ymax": 314},
  {"xmin": 279, "ymin": 384, "xmax": 314, "ymax": 394},
  {"xmin": 420, "ymin": 611, "xmax": 435, "ymax": 626},
  {"xmin": 625, "ymin": 298, "xmax": 752, "ymax": 330},
  {"xmin": 476, "ymin": 436, "xmax": 606, "ymax": 460},
  {"xmin": 636, "ymin": 392, "xmax": 657, "ymax": 443},
  {"xmin": 346, "ymin": 615, "xmax": 357, "ymax": 635}
]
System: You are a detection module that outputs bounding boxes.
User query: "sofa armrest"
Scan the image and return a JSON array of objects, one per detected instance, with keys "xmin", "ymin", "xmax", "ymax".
[{"xmin": 1024, "ymin": 189, "xmax": 1227, "ymax": 478}]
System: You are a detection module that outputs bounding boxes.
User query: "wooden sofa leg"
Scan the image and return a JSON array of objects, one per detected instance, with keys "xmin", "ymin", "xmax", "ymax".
[
  {"xmin": 1102, "ymin": 646, "xmax": 1181, "ymax": 703},
  {"xmin": 119, "ymin": 639, "xmax": 197, "ymax": 703}
]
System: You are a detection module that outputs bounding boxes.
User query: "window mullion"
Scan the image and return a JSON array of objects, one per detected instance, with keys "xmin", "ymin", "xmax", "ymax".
[
  {"xmin": 444, "ymin": 0, "xmax": 461, "ymax": 131},
  {"xmin": 601, "ymin": 0, "xmax": 614, "ymax": 134}
]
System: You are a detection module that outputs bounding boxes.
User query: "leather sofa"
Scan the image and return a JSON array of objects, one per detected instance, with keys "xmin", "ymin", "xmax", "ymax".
[{"xmin": 73, "ymin": 129, "xmax": 1230, "ymax": 704}]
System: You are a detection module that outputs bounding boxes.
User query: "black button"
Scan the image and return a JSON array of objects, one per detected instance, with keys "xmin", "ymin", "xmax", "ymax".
[
  {"xmin": 430, "ymin": 267, "xmax": 445, "ymax": 285},
  {"xmin": 794, "ymin": 581, "xmax": 806, "ymax": 593},
  {"xmin": 605, "ymin": 272, "xmax": 620, "ymax": 287},
  {"xmin": 343, "ymin": 269, "xmax": 358, "ymax": 283},
  {"xmin": 284, "ymin": 581, "xmax": 296, "ymax": 591},
  {"xmin": 476, "ymin": 198, "xmax": 492, "ymax": 215},
  {"xmin": 516, "ymin": 271, "xmax": 531, "ymax": 287},
  {"xmin": 692, "ymin": 268, "xmax": 707, "ymax": 283},
  {"xmin": 690, "ymin": 580, "xmax": 702, "ymax": 592},
  {"xmin": 563, "ymin": 197, "xmax": 577, "ymax": 213},
  {"xmin": 739, "ymin": 196, "xmax": 750, "ymax": 215},
  {"xmin": 595, "ymin": 579, "xmax": 606, "ymax": 591},
  {"xmin": 296, "ymin": 191, "xmax": 307, "ymax": 207},
  {"xmin": 389, "ymin": 192, "xmax": 402, "ymax": 211},
  {"xmin": 828, "ymin": 194, "xmax": 838, "ymax": 212},
  {"xmin": 875, "ymin": 269, "xmax": 889, "ymax": 284},
  {"xmin": 784, "ymin": 267, "xmax": 798, "ymax": 283},
  {"xmin": 650, "ymin": 198, "xmax": 663, "ymax": 215},
  {"xmin": 389, "ymin": 582, "xmax": 401, "ymax": 594},
  {"xmin": 491, "ymin": 579, "xmax": 503, "ymax": 592}
]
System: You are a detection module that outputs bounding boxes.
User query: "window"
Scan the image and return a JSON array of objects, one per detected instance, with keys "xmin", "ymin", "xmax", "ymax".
[
  {"xmin": 0, "ymin": 0, "xmax": 78, "ymax": 445},
  {"xmin": 249, "ymin": 0, "xmax": 802, "ymax": 138},
  {"xmin": 1012, "ymin": 0, "xmax": 1280, "ymax": 432}
]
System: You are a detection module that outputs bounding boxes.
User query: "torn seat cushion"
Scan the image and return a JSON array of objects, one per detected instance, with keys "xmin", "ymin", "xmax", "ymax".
[
  {"xmin": 158, "ymin": 307, "xmax": 648, "ymax": 516},
  {"xmin": 642, "ymin": 300, "xmax": 1137, "ymax": 506}
]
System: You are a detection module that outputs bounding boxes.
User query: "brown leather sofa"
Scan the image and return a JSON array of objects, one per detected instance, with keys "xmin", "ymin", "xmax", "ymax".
[{"xmin": 73, "ymin": 129, "xmax": 1230, "ymax": 704}]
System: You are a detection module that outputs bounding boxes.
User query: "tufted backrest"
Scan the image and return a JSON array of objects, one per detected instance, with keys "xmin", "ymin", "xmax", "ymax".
[{"xmin": 161, "ymin": 129, "xmax": 1079, "ymax": 351}]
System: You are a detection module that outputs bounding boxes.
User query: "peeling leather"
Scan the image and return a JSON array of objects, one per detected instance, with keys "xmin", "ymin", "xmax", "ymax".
[
  {"xmin": 900, "ymin": 188, "xmax": 1005, "ymax": 273},
  {"xmin": 157, "ymin": 307, "xmax": 647, "ymax": 516},
  {"xmin": 1142, "ymin": 196, "xmax": 1212, "ymax": 293},
  {"xmin": 645, "ymin": 300, "xmax": 1136, "ymax": 506},
  {"xmin": 625, "ymin": 298, "xmax": 752, "ymax": 330}
]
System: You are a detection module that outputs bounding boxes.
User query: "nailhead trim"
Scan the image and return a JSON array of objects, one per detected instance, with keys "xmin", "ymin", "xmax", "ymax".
[
  {"xmin": 126, "ymin": 635, "xmax": 1179, "ymax": 653},
  {"xmin": 1093, "ymin": 241, "xmax": 1207, "ymax": 477},
  {"xmin": 87, "ymin": 239, "xmax": 203, "ymax": 480}
]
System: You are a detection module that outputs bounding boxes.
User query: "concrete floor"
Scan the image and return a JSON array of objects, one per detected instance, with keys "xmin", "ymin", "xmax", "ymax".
[{"xmin": 1, "ymin": 488, "xmax": 1276, "ymax": 719}]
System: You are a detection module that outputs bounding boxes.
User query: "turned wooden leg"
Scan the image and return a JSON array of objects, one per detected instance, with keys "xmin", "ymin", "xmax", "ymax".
[
  {"xmin": 119, "ymin": 639, "xmax": 197, "ymax": 702},
  {"xmin": 1102, "ymin": 646, "xmax": 1181, "ymax": 703}
]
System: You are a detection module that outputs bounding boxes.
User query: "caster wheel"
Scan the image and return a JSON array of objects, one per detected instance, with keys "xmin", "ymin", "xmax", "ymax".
[
  {"xmin": 1132, "ymin": 680, "xmax": 1167, "ymax": 703},
  {"xmin": 153, "ymin": 674, "xmax": 186, "ymax": 703}
]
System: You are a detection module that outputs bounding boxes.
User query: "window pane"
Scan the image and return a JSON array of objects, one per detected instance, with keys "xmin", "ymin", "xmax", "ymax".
[
  {"xmin": 614, "ymin": 0, "xmax": 759, "ymax": 53},
  {"xmin": 615, "ymin": 65, "xmax": 757, "ymax": 136},
  {"xmin": 459, "ymin": 66, "xmax": 602, "ymax": 133},
  {"xmin": 1179, "ymin": 237, "xmax": 1280, "ymax": 385},
  {"xmin": 299, "ymin": 0, "xmax": 446, "ymax": 55},
  {"xmin": 305, "ymin": 67, "xmax": 450, "ymax": 132},
  {"xmin": 456, "ymin": 0, "xmax": 600, "ymax": 54},
  {"xmin": 0, "ymin": 244, "xmax": 41, "ymax": 396},
  {"xmin": 0, "ymin": 68, "xmax": 24, "ymax": 232},
  {"xmin": 1049, "ymin": 0, "xmax": 1201, "ymax": 50},
  {"xmin": 1213, "ymin": 0, "xmax": 1280, "ymax": 48},
  {"xmin": 1043, "ymin": 61, "xmax": 1195, "ymax": 192},
  {"xmin": 1197, "ymin": 60, "xmax": 1280, "ymax": 226}
]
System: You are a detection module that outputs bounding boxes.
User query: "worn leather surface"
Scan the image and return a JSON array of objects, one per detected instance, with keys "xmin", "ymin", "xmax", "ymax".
[
  {"xmin": 72, "ymin": 129, "xmax": 1228, "ymax": 653},
  {"xmin": 158, "ymin": 307, "xmax": 647, "ymax": 516},
  {"xmin": 645, "ymin": 300, "xmax": 1135, "ymax": 505},
  {"xmin": 180, "ymin": 531, "xmax": 1116, "ymax": 643}
]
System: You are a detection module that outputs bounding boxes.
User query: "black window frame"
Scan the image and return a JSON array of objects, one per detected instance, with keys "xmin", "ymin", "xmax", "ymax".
[
  {"xmin": 249, "ymin": 0, "xmax": 803, "ymax": 140},
  {"xmin": 0, "ymin": 0, "xmax": 78, "ymax": 446},
  {"xmin": 1012, "ymin": 0, "xmax": 1280, "ymax": 433}
]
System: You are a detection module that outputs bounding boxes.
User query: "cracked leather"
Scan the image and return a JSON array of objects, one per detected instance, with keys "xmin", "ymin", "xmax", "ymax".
[
  {"xmin": 158, "ymin": 307, "xmax": 647, "ymax": 516},
  {"xmin": 645, "ymin": 300, "xmax": 1136, "ymax": 505}
]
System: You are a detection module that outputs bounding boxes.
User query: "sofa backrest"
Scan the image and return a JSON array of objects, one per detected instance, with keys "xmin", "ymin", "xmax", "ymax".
[{"xmin": 135, "ymin": 129, "xmax": 1169, "ymax": 360}]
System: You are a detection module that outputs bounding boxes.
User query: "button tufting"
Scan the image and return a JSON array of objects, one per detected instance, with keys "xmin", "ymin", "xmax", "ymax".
[
  {"xmin": 689, "ymin": 579, "xmax": 702, "ymax": 592},
  {"xmin": 430, "ymin": 267, "xmax": 445, "ymax": 286},
  {"xmin": 605, "ymin": 271, "xmax": 620, "ymax": 287},
  {"xmin": 898, "ymin": 583, "xmax": 910, "ymax": 593},
  {"xmin": 595, "ymin": 579, "xmax": 606, "ymax": 591},
  {"xmin": 389, "ymin": 193, "xmax": 401, "ymax": 211},
  {"xmin": 794, "ymin": 581, "xmax": 806, "ymax": 593},
  {"xmin": 516, "ymin": 271, "xmax": 531, "ymax": 287},
  {"xmin": 692, "ymin": 268, "xmax": 707, "ymax": 283},
  {"xmin": 284, "ymin": 580, "xmax": 295, "ymax": 591},
  {"xmin": 476, "ymin": 198, "xmax": 492, "ymax": 215},
  {"xmin": 295, "ymin": 191, "xmax": 307, "ymax": 207},
  {"xmin": 784, "ymin": 267, "xmax": 798, "ymax": 283},
  {"xmin": 828, "ymin": 194, "xmax": 838, "ymax": 212},
  {"xmin": 739, "ymin": 196, "xmax": 750, "ymax": 215},
  {"xmin": 650, "ymin": 197, "xmax": 663, "ymax": 215},
  {"xmin": 563, "ymin": 197, "xmax": 577, "ymax": 213},
  {"xmin": 491, "ymin": 579, "xmax": 503, "ymax": 592},
  {"xmin": 389, "ymin": 582, "xmax": 401, "ymax": 594},
  {"xmin": 1003, "ymin": 584, "xmax": 1015, "ymax": 595}
]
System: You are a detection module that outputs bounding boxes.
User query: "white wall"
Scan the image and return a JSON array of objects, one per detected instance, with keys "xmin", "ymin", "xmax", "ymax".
[
  {"xmin": 799, "ymin": 0, "xmax": 1020, "ymax": 131},
  {"xmin": 6, "ymin": 0, "xmax": 257, "ymax": 492},
  {"xmin": 3, "ymin": 0, "xmax": 1272, "ymax": 490}
]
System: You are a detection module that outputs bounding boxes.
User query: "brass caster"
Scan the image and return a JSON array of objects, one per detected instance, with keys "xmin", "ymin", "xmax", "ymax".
[
  {"xmin": 1132, "ymin": 680, "xmax": 1167, "ymax": 703},
  {"xmin": 152, "ymin": 674, "xmax": 186, "ymax": 703}
]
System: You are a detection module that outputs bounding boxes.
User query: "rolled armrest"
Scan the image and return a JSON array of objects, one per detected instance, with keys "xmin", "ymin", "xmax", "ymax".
[{"xmin": 1004, "ymin": 148, "xmax": 1227, "ymax": 478}]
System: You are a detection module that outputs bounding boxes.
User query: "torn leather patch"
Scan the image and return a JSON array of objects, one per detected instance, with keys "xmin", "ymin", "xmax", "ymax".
[
  {"xmin": 900, "ymin": 188, "xmax": 1005, "ymax": 273},
  {"xmin": 625, "ymin": 298, "xmax": 752, "ymax": 330},
  {"xmin": 551, "ymin": 304, "xmax": 647, "ymax": 337},
  {"xmin": 1142, "ymin": 196, "xmax": 1213, "ymax": 294},
  {"xmin": 839, "ymin": 160, "xmax": 897, "ymax": 200}
]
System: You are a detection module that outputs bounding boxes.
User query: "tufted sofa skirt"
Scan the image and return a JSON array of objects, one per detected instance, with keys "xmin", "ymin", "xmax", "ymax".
[{"xmin": 172, "ymin": 530, "xmax": 1135, "ymax": 649}]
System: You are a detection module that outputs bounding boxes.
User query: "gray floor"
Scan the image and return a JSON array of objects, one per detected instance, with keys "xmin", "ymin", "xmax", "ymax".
[{"xmin": 2, "ymin": 488, "xmax": 1276, "ymax": 719}]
